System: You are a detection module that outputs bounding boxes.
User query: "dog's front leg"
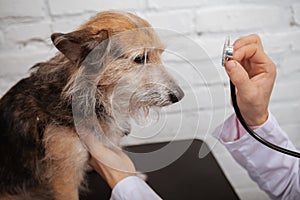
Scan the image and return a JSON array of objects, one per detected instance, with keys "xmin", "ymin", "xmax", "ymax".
[
  {"xmin": 51, "ymin": 176, "xmax": 80, "ymax": 200},
  {"xmin": 43, "ymin": 126, "xmax": 90, "ymax": 200}
]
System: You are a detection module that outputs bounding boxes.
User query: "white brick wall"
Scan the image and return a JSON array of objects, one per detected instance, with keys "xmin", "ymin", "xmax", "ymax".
[
  {"xmin": 48, "ymin": 0, "xmax": 146, "ymax": 16},
  {"xmin": 196, "ymin": 5, "xmax": 290, "ymax": 33},
  {"xmin": 143, "ymin": 10, "xmax": 195, "ymax": 34},
  {"xmin": 149, "ymin": 0, "xmax": 204, "ymax": 9},
  {"xmin": 0, "ymin": 0, "xmax": 45, "ymax": 18},
  {"xmin": 1, "ymin": 1, "xmax": 300, "ymax": 200},
  {"xmin": 293, "ymin": 2, "xmax": 300, "ymax": 25},
  {"xmin": 4, "ymin": 22, "xmax": 52, "ymax": 46}
]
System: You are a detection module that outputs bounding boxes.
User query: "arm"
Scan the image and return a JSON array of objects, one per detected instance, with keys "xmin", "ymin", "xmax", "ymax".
[
  {"xmin": 87, "ymin": 138, "xmax": 162, "ymax": 200},
  {"xmin": 110, "ymin": 176, "xmax": 162, "ymax": 200},
  {"xmin": 215, "ymin": 34, "xmax": 300, "ymax": 199},
  {"xmin": 214, "ymin": 113, "xmax": 300, "ymax": 199}
]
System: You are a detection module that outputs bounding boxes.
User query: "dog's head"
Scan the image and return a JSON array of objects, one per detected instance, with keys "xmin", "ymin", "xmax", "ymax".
[{"xmin": 51, "ymin": 11, "xmax": 184, "ymax": 135}]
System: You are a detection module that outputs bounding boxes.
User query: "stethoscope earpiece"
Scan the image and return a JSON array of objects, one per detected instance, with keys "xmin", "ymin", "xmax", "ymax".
[{"xmin": 222, "ymin": 36, "xmax": 234, "ymax": 66}]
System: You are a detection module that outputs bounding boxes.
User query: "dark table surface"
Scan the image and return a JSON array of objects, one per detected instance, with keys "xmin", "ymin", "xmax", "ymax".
[{"xmin": 80, "ymin": 139, "xmax": 239, "ymax": 200}]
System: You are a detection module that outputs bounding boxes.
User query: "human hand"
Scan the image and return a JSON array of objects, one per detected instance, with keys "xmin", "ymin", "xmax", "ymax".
[
  {"xmin": 86, "ymin": 135, "xmax": 136, "ymax": 189},
  {"xmin": 224, "ymin": 34, "xmax": 276, "ymax": 126}
]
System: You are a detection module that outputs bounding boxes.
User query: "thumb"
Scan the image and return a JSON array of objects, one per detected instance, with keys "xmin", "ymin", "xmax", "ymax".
[{"xmin": 225, "ymin": 60, "xmax": 252, "ymax": 93}]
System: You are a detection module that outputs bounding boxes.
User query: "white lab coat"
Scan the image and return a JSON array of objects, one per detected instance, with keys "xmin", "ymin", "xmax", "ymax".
[
  {"xmin": 111, "ymin": 176, "xmax": 162, "ymax": 200},
  {"xmin": 111, "ymin": 113, "xmax": 300, "ymax": 200}
]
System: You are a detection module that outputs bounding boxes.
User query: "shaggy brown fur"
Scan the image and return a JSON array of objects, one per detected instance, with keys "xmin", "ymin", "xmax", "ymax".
[{"xmin": 0, "ymin": 10, "xmax": 183, "ymax": 199}]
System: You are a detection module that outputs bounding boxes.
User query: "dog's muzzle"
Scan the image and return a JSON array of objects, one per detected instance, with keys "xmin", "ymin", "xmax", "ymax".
[{"xmin": 169, "ymin": 86, "xmax": 184, "ymax": 103}]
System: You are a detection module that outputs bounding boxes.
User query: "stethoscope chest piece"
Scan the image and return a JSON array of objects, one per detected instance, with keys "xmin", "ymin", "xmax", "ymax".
[
  {"xmin": 222, "ymin": 36, "xmax": 300, "ymax": 158},
  {"xmin": 222, "ymin": 36, "xmax": 234, "ymax": 66}
]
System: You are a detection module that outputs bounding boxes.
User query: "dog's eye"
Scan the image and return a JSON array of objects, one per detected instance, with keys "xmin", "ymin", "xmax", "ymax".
[{"xmin": 134, "ymin": 55, "xmax": 147, "ymax": 64}]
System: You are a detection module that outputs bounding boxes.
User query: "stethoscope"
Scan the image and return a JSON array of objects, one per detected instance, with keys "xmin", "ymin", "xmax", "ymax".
[{"xmin": 222, "ymin": 37, "xmax": 300, "ymax": 158}]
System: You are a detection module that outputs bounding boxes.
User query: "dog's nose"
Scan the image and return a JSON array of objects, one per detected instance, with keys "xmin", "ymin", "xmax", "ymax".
[
  {"xmin": 169, "ymin": 93, "xmax": 179, "ymax": 103},
  {"xmin": 169, "ymin": 87, "xmax": 184, "ymax": 103}
]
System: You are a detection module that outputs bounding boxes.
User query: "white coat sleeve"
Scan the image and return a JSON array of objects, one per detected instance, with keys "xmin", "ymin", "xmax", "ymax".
[
  {"xmin": 110, "ymin": 176, "xmax": 162, "ymax": 200},
  {"xmin": 213, "ymin": 113, "xmax": 300, "ymax": 200}
]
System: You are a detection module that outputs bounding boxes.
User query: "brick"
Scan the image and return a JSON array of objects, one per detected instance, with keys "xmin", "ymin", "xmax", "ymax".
[
  {"xmin": 279, "ymin": 51, "xmax": 300, "ymax": 77},
  {"xmin": 176, "ymin": 31, "xmax": 300, "ymax": 62},
  {"xmin": 52, "ymin": 20, "xmax": 79, "ymax": 33},
  {"xmin": 165, "ymin": 60, "xmax": 228, "ymax": 86},
  {"xmin": 293, "ymin": 3, "xmax": 300, "ymax": 25},
  {"xmin": 48, "ymin": 0, "xmax": 145, "ymax": 16},
  {"xmin": 149, "ymin": 0, "xmax": 203, "ymax": 9},
  {"xmin": 161, "ymin": 36, "xmax": 206, "ymax": 61},
  {"xmin": 193, "ymin": 31, "xmax": 300, "ymax": 60},
  {"xmin": 3, "ymin": 22, "xmax": 52, "ymax": 45},
  {"xmin": 143, "ymin": 10, "xmax": 194, "ymax": 34},
  {"xmin": 270, "ymin": 102, "xmax": 300, "ymax": 125},
  {"xmin": 260, "ymin": 31, "xmax": 300, "ymax": 53},
  {"xmin": 51, "ymin": 13, "xmax": 100, "ymax": 33},
  {"xmin": 159, "ymin": 34, "xmax": 225, "ymax": 63},
  {"xmin": 0, "ymin": 0, "xmax": 45, "ymax": 18},
  {"xmin": 0, "ymin": 31, "xmax": 3, "ymax": 45},
  {"xmin": 148, "ymin": 0, "xmax": 241, "ymax": 9},
  {"xmin": 197, "ymin": 37, "xmax": 222, "ymax": 59},
  {"xmin": 0, "ymin": 74, "xmax": 27, "ymax": 97},
  {"xmin": 160, "ymin": 84, "xmax": 229, "ymax": 115},
  {"xmin": 196, "ymin": 5, "xmax": 289, "ymax": 33},
  {"xmin": 195, "ymin": 35, "xmax": 230, "ymax": 59},
  {"xmin": 52, "ymin": 18, "xmax": 84, "ymax": 33},
  {"xmin": 0, "ymin": 46, "xmax": 54, "ymax": 75},
  {"xmin": 272, "ymin": 79, "xmax": 300, "ymax": 103}
]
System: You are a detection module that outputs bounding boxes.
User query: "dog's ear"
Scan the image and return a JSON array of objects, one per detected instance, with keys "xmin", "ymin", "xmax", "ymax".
[{"xmin": 51, "ymin": 29, "xmax": 109, "ymax": 64}]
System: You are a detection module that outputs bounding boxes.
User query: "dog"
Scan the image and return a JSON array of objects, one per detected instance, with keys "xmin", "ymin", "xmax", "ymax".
[{"xmin": 0, "ymin": 10, "xmax": 184, "ymax": 199}]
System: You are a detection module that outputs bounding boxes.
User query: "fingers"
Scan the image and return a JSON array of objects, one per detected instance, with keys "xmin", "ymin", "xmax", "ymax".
[
  {"xmin": 225, "ymin": 34, "xmax": 277, "ymax": 126},
  {"xmin": 225, "ymin": 60, "xmax": 253, "ymax": 93},
  {"xmin": 234, "ymin": 42, "xmax": 269, "ymax": 63},
  {"xmin": 234, "ymin": 43, "xmax": 258, "ymax": 62},
  {"xmin": 234, "ymin": 34, "xmax": 263, "ymax": 50},
  {"xmin": 232, "ymin": 34, "xmax": 275, "ymax": 75}
]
